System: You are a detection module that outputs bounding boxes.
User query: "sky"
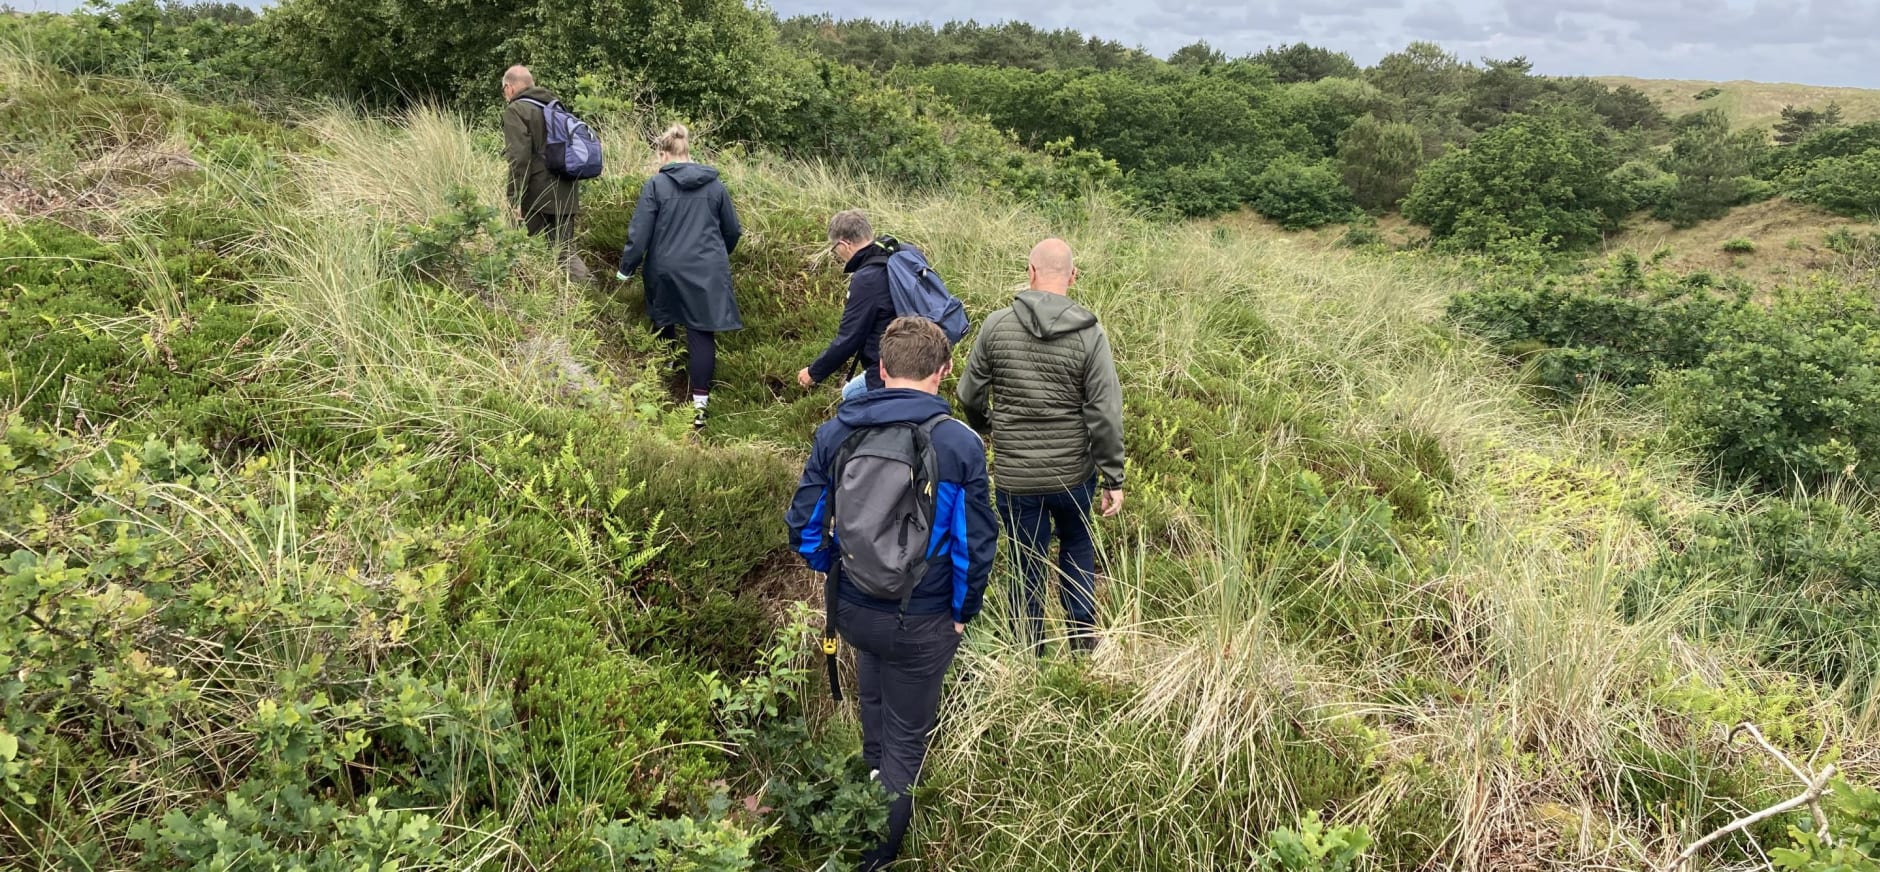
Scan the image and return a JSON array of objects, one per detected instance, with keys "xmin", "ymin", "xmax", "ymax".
[
  {"xmin": 12, "ymin": 0, "xmax": 1879, "ymax": 88},
  {"xmin": 767, "ymin": 0, "xmax": 1880, "ymax": 88}
]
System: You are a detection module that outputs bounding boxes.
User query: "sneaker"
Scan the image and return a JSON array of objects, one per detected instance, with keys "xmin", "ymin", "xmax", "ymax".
[{"xmin": 692, "ymin": 407, "xmax": 707, "ymax": 430}]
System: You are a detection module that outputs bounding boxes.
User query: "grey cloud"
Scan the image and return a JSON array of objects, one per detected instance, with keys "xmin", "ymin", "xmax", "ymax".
[{"xmin": 773, "ymin": 0, "xmax": 1880, "ymax": 85}]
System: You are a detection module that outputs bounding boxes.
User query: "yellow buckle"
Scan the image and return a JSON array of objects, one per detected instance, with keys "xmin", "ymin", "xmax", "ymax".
[{"xmin": 821, "ymin": 638, "xmax": 839, "ymax": 655}]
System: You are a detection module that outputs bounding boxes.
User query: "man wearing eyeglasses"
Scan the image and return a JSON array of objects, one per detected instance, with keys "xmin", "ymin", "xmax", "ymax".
[
  {"xmin": 798, "ymin": 210, "xmax": 904, "ymax": 402},
  {"xmin": 957, "ymin": 238, "xmax": 1125, "ymax": 656}
]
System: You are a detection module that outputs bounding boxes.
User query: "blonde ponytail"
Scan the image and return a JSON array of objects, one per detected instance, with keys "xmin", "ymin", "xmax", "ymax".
[{"xmin": 654, "ymin": 123, "xmax": 691, "ymax": 160}]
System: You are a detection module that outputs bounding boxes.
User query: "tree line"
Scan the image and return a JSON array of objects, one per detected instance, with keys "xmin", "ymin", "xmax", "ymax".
[{"xmin": 17, "ymin": 2, "xmax": 1877, "ymax": 248}]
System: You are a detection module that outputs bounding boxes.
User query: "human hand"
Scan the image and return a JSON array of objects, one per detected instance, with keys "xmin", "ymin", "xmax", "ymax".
[
  {"xmin": 1100, "ymin": 489, "xmax": 1124, "ymax": 517},
  {"xmin": 953, "ymin": 622, "xmax": 965, "ymax": 635},
  {"xmin": 797, "ymin": 368, "xmax": 815, "ymax": 389}
]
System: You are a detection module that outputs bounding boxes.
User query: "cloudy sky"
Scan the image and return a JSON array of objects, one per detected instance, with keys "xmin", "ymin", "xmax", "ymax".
[
  {"xmin": 12, "ymin": 0, "xmax": 1877, "ymax": 88},
  {"xmin": 768, "ymin": 0, "xmax": 1880, "ymax": 88}
]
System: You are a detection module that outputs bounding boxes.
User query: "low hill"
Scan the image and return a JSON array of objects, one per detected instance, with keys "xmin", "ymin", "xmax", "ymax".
[
  {"xmin": 1599, "ymin": 75, "xmax": 1880, "ymax": 130},
  {"xmin": 3, "ymin": 49, "xmax": 1878, "ymax": 871}
]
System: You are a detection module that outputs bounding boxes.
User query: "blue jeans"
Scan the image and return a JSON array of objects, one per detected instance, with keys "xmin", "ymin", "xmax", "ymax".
[
  {"xmin": 840, "ymin": 372, "xmax": 868, "ymax": 402},
  {"xmin": 998, "ymin": 476, "xmax": 1098, "ymax": 653}
]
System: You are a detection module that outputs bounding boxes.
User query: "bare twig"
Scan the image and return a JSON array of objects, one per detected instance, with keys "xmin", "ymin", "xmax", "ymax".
[
  {"xmin": 1665, "ymin": 721, "xmax": 1840, "ymax": 872},
  {"xmin": 1730, "ymin": 722, "xmax": 1833, "ymax": 840}
]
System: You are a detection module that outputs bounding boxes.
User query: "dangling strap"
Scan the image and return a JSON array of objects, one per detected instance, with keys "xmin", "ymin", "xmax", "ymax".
[{"xmin": 823, "ymin": 568, "xmax": 843, "ymax": 702}]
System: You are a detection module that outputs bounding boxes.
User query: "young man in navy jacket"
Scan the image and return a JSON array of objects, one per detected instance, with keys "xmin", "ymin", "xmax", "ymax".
[{"xmin": 786, "ymin": 317, "xmax": 998, "ymax": 870}]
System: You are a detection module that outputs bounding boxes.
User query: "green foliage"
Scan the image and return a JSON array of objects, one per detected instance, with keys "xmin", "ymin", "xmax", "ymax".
[
  {"xmin": 398, "ymin": 186, "xmax": 533, "ymax": 294},
  {"xmin": 1251, "ymin": 43, "xmax": 1361, "ymax": 83},
  {"xmin": 145, "ymin": 788, "xmax": 447, "ymax": 871},
  {"xmin": 1657, "ymin": 109, "xmax": 1772, "ymax": 227},
  {"xmin": 1255, "ymin": 812, "xmax": 1372, "ymax": 872},
  {"xmin": 1789, "ymin": 150, "xmax": 1880, "ymax": 217},
  {"xmin": 710, "ymin": 610, "xmax": 889, "ymax": 868},
  {"xmin": 593, "ymin": 798, "xmax": 768, "ymax": 871},
  {"xmin": 1446, "ymin": 271, "xmax": 1735, "ymax": 393},
  {"xmin": 0, "ymin": 219, "xmax": 284, "ymax": 440},
  {"xmin": 0, "ymin": 1, "xmax": 280, "ymax": 98},
  {"xmin": 0, "ymin": 421, "xmax": 505, "ymax": 864},
  {"xmin": 1772, "ymin": 781, "xmax": 1880, "ymax": 871},
  {"xmin": 1609, "ymin": 159, "xmax": 1678, "ymax": 212},
  {"xmin": 1657, "ymin": 284, "xmax": 1880, "ymax": 488},
  {"xmin": 1337, "ymin": 113, "xmax": 1424, "ymax": 210},
  {"xmin": 1251, "ymin": 157, "xmax": 1357, "ymax": 229},
  {"xmin": 777, "ymin": 16, "xmax": 1154, "ymax": 74},
  {"xmin": 1404, "ymin": 113, "xmax": 1626, "ymax": 251},
  {"xmin": 1723, "ymin": 237, "xmax": 1758, "ymax": 253},
  {"xmin": 1695, "ymin": 87, "xmax": 1724, "ymax": 101},
  {"xmin": 1777, "ymin": 102, "xmax": 1845, "ymax": 147}
]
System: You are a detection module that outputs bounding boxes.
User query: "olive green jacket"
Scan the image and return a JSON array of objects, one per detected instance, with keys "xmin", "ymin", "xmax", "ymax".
[
  {"xmin": 957, "ymin": 290, "xmax": 1125, "ymax": 495},
  {"xmin": 502, "ymin": 87, "xmax": 580, "ymax": 219}
]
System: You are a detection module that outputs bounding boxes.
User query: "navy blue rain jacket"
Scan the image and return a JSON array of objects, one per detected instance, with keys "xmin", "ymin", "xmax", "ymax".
[
  {"xmin": 786, "ymin": 389, "xmax": 998, "ymax": 623},
  {"xmin": 806, "ymin": 238, "xmax": 905, "ymax": 391},
  {"xmin": 617, "ymin": 162, "xmax": 743, "ymax": 332}
]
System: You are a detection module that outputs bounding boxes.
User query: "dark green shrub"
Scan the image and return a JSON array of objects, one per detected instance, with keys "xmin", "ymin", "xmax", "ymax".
[
  {"xmin": 1657, "ymin": 284, "xmax": 1880, "ymax": 488},
  {"xmin": 1403, "ymin": 113, "xmax": 1626, "ymax": 252},
  {"xmin": 1251, "ymin": 158, "xmax": 1356, "ymax": 229},
  {"xmin": 1656, "ymin": 109, "xmax": 1770, "ymax": 227},
  {"xmin": 504, "ymin": 615, "xmax": 724, "ymax": 815},
  {"xmin": 0, "ymin": 221, "xmax": 283, "ymax": 441},
  {"xmin": 1789, "ymin": 150, "xmax": 1880, "ymax": 217},
  {"xmin": 1772, "ymin": 781, "xmax": 1880, "ymax": 870},
  {"xmin": 1336, "ymin": 114, "xmax": 1423, "ymax": 211},
  {"xmin": 1446, "ymin": 279, "xmax": 1734, "ymax": 393},
  {"xmin": 1608, "ymin": 159, "xmax": 1677, "ymax": 213}
]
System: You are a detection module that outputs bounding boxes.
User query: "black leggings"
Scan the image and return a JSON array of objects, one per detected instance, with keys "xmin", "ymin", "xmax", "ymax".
[{"xmin": 661, "ymin": 325, "xmax": 716, "ymax": 396}]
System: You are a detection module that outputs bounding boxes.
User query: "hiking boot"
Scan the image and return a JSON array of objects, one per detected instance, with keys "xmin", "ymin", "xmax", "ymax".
[{"xmin": 1068, "ymin": 631, "xmax": 1100, "ymax": 656}]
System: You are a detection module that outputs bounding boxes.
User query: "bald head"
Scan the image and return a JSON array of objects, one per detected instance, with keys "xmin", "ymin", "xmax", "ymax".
[
  {"xmin": 1027, "ymin": 238, "xmax": 1077, "ymax": 295},
  {"xmin": 502, "ymin": 65, "xmax": 533, "ymax": 100}
]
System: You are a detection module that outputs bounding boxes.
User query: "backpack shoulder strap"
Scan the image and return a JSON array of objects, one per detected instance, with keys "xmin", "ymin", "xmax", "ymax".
[{"xmin": 917, "ymin": 413, "xmax": 952, "ymax": 438}]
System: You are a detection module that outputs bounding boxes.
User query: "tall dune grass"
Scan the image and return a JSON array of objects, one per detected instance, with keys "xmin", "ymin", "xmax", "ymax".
[{"xmin": 4, "ymin": 44, "xmax": 1876, "ymax": 869}]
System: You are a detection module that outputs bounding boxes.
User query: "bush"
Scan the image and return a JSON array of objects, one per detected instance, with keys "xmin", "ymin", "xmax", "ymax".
[
  {"xmin": 1722, "ymin": 238, "xmax": 1757, "ymax": 253},
  {"xmin": 1789, "ymin": 149, "xmax": 1880, "ymax": 217},
  {"xmin": 1656, "ymin": 109, "xmax": 1770, "ymax": 227},
  {"xmin": 1657, "ymin": 284, "xmax": 1880, "ymax": 489},
  {"xmin": 1446, "ymin": 278, "xmax": 1734, "ymax": 394},
  {"xmin": 1771, "ymin": 781, "xmax": 1880, "ymax": 870},
  {"xmin": 1336, "ymin": 113, "xmax": 1423, "ymax": 211},
  {"xmin": 1608, "ymin": 159, "xmax": 1677, "ymax": 213},
  {"xmin": 1251, "ymin": 157, "xmax": 1356, "ymax": 229},
  {"xmin": 0, "ymin": 422, "xmax": 508, "ymax": 865},
  {"xmin": 1403, "ymin": 113, "xmax": 1626, "ymax": 251},
  {"xmin": 1256, "ymin": 812, "xmax": 1371, "ymax": 871}
]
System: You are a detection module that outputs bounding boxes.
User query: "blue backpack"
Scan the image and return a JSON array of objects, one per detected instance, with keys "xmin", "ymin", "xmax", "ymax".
[
  {"xmin": 519, "ymin": 98, "xmax": 603, "ymax": 180},
  {"xmin": 884, "ymin": 247, "xmax": 969, "ymax": 344}
]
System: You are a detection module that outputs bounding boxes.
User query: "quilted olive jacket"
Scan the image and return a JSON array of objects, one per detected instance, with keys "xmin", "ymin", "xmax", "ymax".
[{"xmin": 957, "ymin": 290, "xmax": 1124, "ymax": 495}]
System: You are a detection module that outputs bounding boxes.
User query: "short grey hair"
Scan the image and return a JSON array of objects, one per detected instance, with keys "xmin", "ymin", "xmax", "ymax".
[
  {"xmin": 502, "ymin": 65, "xmax": 533, "ymax": 88},
  {"xmin": 827, "ymin": 210, "xmax": 872, "ymax": 245}
]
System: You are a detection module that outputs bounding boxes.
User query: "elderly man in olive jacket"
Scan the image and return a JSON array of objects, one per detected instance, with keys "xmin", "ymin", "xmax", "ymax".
[
  {"xmin": 501, "ymin": 65, "xmax": 590, "ymax": 282},
  {"xmin": 957, "ymin": 238, "xmax": 1124, "ymax": 655}
]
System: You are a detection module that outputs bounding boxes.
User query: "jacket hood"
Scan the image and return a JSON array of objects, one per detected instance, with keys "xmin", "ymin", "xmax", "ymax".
[
  {"xmin": 835, "ymin": 388, "xmax": 952, "ymax": 430},
  {"xmin": 512, "ymin": 86, "xmax": 558, "ymax": 104},
  {"xmin": 1012, "ymin": 290, "xmax": 1098, "ymax": 339},
  {"xmin": 660, "ymin": 162, "xmax": 720, "ymax": 190}
]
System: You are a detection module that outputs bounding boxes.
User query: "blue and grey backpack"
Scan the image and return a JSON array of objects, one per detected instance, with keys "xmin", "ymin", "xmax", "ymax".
[{"xmin": 518, "ymin": 98, "xmax": 604, "ymax": 180}]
